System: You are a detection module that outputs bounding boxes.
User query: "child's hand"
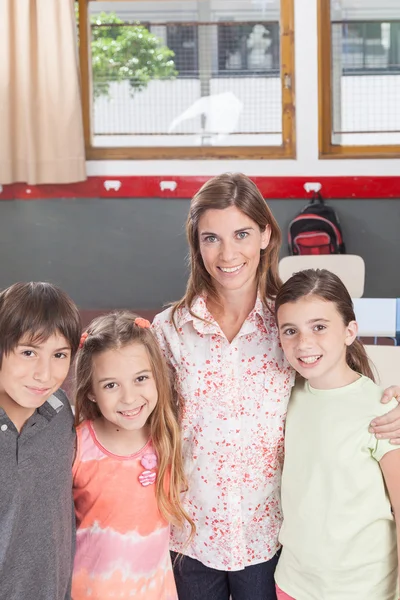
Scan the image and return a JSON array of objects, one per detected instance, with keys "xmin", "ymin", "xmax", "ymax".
[{"xmin": 369, "ymin": 387, "xmax": 400, "ymax": 444}]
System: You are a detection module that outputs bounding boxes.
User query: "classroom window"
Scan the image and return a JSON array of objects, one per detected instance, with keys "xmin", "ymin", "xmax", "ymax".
[
  {"xmin": 217, "ymin": 23, "xmax": 280, "ymax": 75},
  {"xmin": 319, "ymin": 0, "xmax": 400, "ymax": 158},
  {"xmin": 78, "ymin": 0, "xmax": 295, "ymax": 160}
]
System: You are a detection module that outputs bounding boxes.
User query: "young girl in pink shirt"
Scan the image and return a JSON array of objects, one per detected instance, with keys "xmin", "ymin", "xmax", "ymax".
[{"xmin": 72, "ymin": 311, "xmax": 194, "ymax": 600}]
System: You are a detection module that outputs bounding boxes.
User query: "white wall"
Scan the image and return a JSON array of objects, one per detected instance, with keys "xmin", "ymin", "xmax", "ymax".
[{"xmin": 86, "ymin": 0, "xmax": 400, "ymax": 178}]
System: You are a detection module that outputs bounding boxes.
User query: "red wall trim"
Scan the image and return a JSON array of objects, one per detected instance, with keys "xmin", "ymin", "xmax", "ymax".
[{"xmin": 1, "ymin": 176, "xmax": 400, "ymax": 200}]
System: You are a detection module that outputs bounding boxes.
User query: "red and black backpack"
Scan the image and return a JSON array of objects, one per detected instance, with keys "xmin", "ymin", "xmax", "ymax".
[{"xmin": 288, "ymin": 193, "xmax": 346, "ymax": 256}]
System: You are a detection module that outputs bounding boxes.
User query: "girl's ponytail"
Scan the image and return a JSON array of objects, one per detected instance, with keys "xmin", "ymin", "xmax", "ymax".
[{"xmin": 346, "ymin": 339, "xmax": 375, "ymax": 382}]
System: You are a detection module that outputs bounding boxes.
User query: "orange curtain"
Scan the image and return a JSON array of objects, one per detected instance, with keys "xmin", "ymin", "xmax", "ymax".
[{"xmin": 0, "ymin": 0, "xmax": 86, "ymax": 184}]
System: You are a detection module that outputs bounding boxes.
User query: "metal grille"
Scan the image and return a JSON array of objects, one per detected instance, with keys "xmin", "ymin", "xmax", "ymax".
[
  {"xmin": 90, "ymin": 17, "xmax": 282, "ymax": 147},
  {"xmin": 331, "ymin": 20, "xmax": 400, "ymax": 145}
]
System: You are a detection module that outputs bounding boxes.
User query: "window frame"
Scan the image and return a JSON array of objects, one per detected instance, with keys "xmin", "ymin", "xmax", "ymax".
[
  {"xmin": 318, "ymin": 0, "xmax": 400, "ymax": 159},
  {"xmin": 78, "ymin": 0, "xmax": 296, "ymax": 160}
]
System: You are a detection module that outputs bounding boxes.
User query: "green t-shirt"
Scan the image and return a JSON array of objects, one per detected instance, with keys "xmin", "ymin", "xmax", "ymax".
[{"xmin": 275, "ymin": 375, "xmax": 399, "ymax": 600}]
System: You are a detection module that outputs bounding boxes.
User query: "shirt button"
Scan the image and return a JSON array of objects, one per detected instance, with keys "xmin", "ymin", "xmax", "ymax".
[{"xmin": 1, "ymin": 424, "xmax": 8, "ymax": 432}]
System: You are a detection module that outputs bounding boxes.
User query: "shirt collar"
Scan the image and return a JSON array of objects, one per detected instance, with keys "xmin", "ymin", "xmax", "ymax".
[
  {"xmin": 177, "ymin": 296, "xmax": 220, "ymax": 335},
  {"xmin": 37, "ymin": 394, "xmax": 64, "ymax": 420},
  {"xmin": 0, "ymin": 394, "xmax": 65, "ymax": 434},
  {"xmin": 177, "ymin": 294, "xmax": 273, "ymax": 337}
]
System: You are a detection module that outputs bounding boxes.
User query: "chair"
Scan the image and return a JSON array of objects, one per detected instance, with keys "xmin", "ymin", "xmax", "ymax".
[
  {"xmin": 365, "ymin": 345, "xmax": 400, "ymax": 389},
  {"xmin": 278, "ymin": 255, "xmax": 365, "ymax": 298}
]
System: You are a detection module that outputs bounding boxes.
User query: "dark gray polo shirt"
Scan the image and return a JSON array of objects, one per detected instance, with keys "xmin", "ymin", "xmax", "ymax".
[{"xmin": 0, "ymin": 389, "xmax": 75, "ymax": 600}]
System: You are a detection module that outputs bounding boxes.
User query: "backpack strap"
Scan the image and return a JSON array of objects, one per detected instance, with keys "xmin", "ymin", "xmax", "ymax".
[{"xmin": 310, "ymin": 191, "xmax": 324, "ymax": 205}]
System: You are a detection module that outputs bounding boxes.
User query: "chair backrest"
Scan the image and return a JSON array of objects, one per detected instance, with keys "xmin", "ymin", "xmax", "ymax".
[
  {"xmin": 364, "ymin": 345, "xmax": 400, "ymax": 389},
  {"xmin": 278, "ymin": 254, "xmax": 365, "ymax": 298}
]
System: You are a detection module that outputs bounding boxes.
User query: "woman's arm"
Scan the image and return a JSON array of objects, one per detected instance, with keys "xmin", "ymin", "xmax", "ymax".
[
  {"xmin": 380, "ymin": 449, "xmax": 400, "ymax": 598},
  {"xmin": 369, "ymin": 387, "xmax": 400, "ymax": 445}
]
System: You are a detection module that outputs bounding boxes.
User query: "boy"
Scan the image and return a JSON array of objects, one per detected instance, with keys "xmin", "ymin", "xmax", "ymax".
[{"xmin": 0, "ymin": 282, "xmax": 81, "ymax": 600}]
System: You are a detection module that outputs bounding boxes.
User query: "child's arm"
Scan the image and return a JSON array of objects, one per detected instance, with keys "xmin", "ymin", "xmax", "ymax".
[{"xmin": 380, "ymin": 448, "xmax": 400, "ymax": 598}]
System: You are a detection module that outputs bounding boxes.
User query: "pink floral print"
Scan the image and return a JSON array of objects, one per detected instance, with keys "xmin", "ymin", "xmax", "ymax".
[{"xmin": 152, "ymin": 296, "xmax": 295, "ymax": 571}]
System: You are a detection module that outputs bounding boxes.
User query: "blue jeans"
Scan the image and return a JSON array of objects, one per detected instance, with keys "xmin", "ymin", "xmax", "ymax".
[{"xmin": 171, "ymin": 552, "xmax": 279, "ymax": 600}]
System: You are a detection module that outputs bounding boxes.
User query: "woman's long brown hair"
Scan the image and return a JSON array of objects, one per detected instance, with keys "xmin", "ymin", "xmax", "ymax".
[
  {"xmin": 172, "ymin": 172, "xmax": 282, "ymax": 322},
  {"xmin": 74, "ymin": 311, "xmax": 195, "ymax": 538},
  {"xmin": 275, "ymin": 269, "xmax": 375, "ymax": 380}
]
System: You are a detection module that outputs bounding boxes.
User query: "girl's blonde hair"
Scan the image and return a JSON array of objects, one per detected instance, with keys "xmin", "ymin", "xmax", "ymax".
[
  {"xmin": 275, "ymin": 269, "xmax": 375, "ymax": 381},
  {"xmin": 74, "ymin": 311, "xmax": 195, "ymax": 537},
  {"xmin": 172, "ymin": 172, "xmax": 282, "ymax": 321}
]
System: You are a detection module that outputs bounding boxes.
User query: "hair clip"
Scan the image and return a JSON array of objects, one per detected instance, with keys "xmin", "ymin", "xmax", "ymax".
[
  {"xmin": 134, "ymin": 317, "xmax": 151, "ymax": 329},
  {"xmin": 79, "ymin": 331, "xmax": 89, "ymax": 349}
]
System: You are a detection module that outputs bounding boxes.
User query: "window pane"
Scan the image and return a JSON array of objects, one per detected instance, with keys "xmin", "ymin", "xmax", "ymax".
[
  {"xmin": 330, "ymin": 1, "xmax": 400, "ymax": 145},
  {"xmin": 88, "ymin": 0, "xmax": 282, "ymax": 148}
]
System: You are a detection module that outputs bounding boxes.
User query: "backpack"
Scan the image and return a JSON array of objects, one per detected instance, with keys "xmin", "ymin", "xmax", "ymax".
[{"xmin": 288, "ymin": 193, "xmax": 346, "ymax": 255}]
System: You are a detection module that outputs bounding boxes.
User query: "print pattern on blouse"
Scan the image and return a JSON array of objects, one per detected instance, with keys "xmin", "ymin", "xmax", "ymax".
[
  {"xmin": 152, "ymin": 295, "xmax": 294, "ymax": 571},
  {"xmin": 72, "ymin": 421, "xmax": 177, "ymax": 599}
]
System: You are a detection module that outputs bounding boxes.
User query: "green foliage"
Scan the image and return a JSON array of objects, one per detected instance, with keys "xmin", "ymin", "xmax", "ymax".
[{"xmin": 90, "ymin": 12, "xmax": 178, "ymax": 98}]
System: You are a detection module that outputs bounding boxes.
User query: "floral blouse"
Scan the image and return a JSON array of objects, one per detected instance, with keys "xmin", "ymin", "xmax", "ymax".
[{"xmin": 152, "ymin": 296, "xmax": 294, "ymax": 571}]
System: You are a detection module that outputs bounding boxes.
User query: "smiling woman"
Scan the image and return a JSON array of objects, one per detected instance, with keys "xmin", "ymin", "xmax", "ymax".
[
  {"xmin": 152, "ymin": 173, "xmax": 400, "ymax": 600},
  {"xmin": 198, "ymin": 205, "xmax": 271, "ymax": 303},
  {"xmin": 152, "ymin": 173, "xmax": 293, "ymax": 600},
  {"xmin": 175, "ymin": 172, "xmax": 282, "ymax": 325}
]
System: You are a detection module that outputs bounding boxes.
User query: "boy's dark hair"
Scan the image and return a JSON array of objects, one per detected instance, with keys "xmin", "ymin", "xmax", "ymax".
[{"xmin": 0, "ymin": 282, "xmax": 81, "ymax": 366}]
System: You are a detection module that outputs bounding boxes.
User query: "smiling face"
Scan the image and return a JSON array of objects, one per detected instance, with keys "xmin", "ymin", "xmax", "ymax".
[
  {"xmin": 90, "ymin": 342, "xmax": 158, "ymax": 434},
  {"xmin": 198, "ymin": 205, "xmax": 270, "ymax": 296},
  {"xmin": 0, "ymin": 332, "xmax": 72, "ymax": 427},
  {"xmin": 277, "ymin": 295, "xmax": 358, "ymax": 389}
]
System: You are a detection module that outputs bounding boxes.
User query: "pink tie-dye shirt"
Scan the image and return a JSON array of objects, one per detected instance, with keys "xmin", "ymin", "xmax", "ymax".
[
  {"xmin": 72, "ymin": 421, "xmax": 177, "ymax": 600},
  {"xmin": 152, "ymin": 295, "xmax": 294, "ymax": 571}
]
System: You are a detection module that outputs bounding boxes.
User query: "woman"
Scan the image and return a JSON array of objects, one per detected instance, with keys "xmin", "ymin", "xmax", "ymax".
[{"xmin": 152, "ymin": 173, "xmax": 400, "ymax": 600}]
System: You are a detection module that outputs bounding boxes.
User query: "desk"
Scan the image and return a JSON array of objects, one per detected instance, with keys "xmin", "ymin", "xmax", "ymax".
[{"xmin": 353, "ymin": 298, "xmax": 399, "ymax": 341}]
